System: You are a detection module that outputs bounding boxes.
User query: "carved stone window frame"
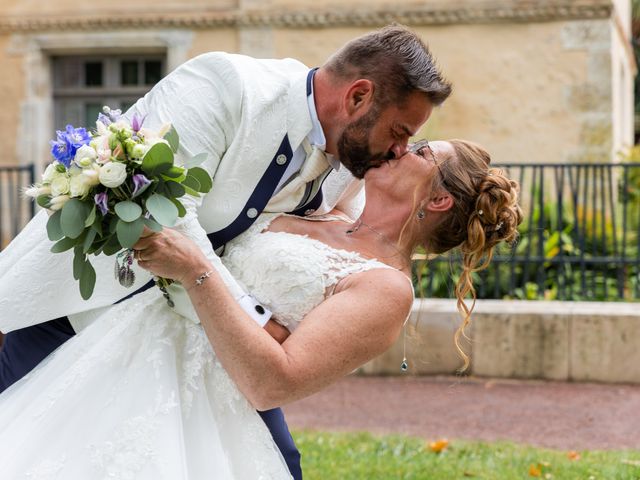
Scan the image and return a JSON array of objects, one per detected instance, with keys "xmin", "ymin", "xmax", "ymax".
[{"xmin": 8, "ymin": 30, "xmax": 193, "ymax": 171}]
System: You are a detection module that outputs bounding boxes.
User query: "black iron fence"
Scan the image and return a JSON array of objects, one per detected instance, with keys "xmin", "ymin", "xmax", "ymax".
[
  {"xmin": 414, "ymin": 163, "xmax": 640, "ymax": 301},
  {"xmin": 0, "ymin": 165, "xmax": 35, "ymax": 251},
  {"xmin": 1, "ymin": 163, "xmax": 639, "ymax": 301}
]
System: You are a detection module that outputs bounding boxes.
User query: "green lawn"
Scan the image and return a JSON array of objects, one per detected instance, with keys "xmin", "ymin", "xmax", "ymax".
[{"xmin": 293, "ymin": 430, "xmax": 640, "ymax": 479}]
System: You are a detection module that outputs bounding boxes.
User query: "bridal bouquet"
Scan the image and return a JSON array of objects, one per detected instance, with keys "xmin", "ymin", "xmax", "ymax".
[{"xmin": 26, "ymin": 107, "xmax": 211, "ymax": 300}]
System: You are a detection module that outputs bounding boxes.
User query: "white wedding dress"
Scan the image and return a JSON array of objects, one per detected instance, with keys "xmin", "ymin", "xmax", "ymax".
[{"xmin": 0, "ymin": 213, "xmax": 394, "ymax": 479}]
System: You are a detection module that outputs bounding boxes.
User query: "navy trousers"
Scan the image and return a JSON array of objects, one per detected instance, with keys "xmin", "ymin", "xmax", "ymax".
[{"xmin": 0, "ymin": 318, "xmax": 302, "ymax": 479}]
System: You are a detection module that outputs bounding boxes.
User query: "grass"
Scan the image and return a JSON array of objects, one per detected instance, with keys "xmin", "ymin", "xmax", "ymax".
[{"xmin": 292, "ymin": 430, "xmax": 640, "ymax": 479}]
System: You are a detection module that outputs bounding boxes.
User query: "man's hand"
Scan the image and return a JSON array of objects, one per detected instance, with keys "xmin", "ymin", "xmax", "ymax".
[{"xmin": 264, "ymin": 319, "xmax": 290, "ymax": 344}]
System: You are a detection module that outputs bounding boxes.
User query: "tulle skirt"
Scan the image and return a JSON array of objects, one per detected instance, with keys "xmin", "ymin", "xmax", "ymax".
[{"xmin": 0, "ymin": 289, "xmax": 291, "ymax": 479}]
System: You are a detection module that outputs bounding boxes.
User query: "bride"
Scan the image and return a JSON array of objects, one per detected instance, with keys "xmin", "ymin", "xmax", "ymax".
[{"xmin": 0, "ymin": 140, "xmax": 520, "ymax": 478}]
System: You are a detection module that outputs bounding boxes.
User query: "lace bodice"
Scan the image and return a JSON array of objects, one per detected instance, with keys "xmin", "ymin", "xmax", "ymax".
[{"xmin": 222, "ymin": 213, "xmax": 394, "ymax": 331}]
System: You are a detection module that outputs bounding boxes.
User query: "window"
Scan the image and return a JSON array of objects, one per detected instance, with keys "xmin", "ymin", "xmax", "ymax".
[{"xmin": 52, "ymin": 55, "xmax": 166, "ymax": 131}]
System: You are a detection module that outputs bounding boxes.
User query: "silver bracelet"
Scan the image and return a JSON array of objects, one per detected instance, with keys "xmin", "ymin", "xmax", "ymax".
[{"xmin": 192, "ymin": 270, "xmax": 213, "ymax": 288}]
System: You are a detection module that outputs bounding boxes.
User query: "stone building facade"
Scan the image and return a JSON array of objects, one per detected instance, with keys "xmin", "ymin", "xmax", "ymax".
[{"xmin": 0, "ymin": 0, "xmax": 633, "ymax": 168}]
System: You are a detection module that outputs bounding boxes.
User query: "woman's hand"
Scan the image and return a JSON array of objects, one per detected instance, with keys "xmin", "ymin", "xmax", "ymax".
[{"xmin": 132, "ymin": 227, "xmax": 211, "ymax": 285}]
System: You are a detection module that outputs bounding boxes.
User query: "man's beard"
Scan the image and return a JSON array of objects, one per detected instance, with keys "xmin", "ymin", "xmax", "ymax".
[{"xmin": 337, "ymin": 106, "xmax": 393, "ymax": 179}]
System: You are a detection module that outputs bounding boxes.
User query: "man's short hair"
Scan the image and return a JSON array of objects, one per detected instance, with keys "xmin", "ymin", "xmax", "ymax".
[{"xmin": 325, "ymin": 24, "xmax": 452, "ymax": 107}]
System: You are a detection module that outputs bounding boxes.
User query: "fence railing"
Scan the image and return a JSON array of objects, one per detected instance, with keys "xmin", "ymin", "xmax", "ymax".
[
  {"xmin": 414, "ymin": 163, "xmax": 640, "ymax": 301},
  {"xmin": 1, "ymin": 163, "xmax": 639, "ymax": 301},
  {"xmin": 0, "ymin": 165, "xmax": 35, "ymax": 251}
]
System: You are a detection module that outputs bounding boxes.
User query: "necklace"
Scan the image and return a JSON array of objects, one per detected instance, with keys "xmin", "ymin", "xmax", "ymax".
[{"xmin": 345, "ymin": 219, "xmax": 408, "ymax": 265}]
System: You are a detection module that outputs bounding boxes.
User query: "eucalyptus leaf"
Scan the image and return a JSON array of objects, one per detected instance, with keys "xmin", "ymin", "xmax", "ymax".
[
  {"xmin": 37, "ymin": 195, "xmax": 50, "ymax": 209},
  {"xmin": 46, "ymin": 210, "xmax": 64, "ymax": 241},
  {"xmin": 182, "ymin": 185, "xmax": 201, "ymax": 198},
  {"xmin": 146, "ymin": 193, "xmax": 179, "ymax": 227},
  {"xmin": 163, "ymin": 166, "xmax": 185, "ymax": 179},
  {"xmin": 163, "ymin": 125, "xmax": 179, "ymax": 153},
  {"xmin": 61, "ymin": 199, "xmax": 91, "ymax": 239},
  {"xmin": 73, "ymin": 247, "xmax": 85, "ymax": 281},
  {"xmin": 82, "ymin": 227, "xmax": 98, "ymax": 254},
  {"xmin": 141, "ymin": 142, "xmax": 173, "ymax": 176},
  {"xmin": 115, "ymin": 201, "xmax": 143, "ymax": 222},
  {"xmin": 102, "ymin": 234, "xmax": 122, "ymax": 256},
  {"xmin": 116, "ymin": 217, "xmax": 145, "ymax": 249},
  {"xmin": 185, "ymin": 152, "xmax": 208, "ymax": 169},
  {"xmin": 143, "ymin": 216, "xmax": 163, "ymax": 233},
  {"xmin": 50, "ymin": 236, "xmax": 77, "ymax": 253},
  {"xmin": 91, "ymin": 216, "xmax": 103, "ymax": 237},
  {"xmin": 165, "ymin": 181, "xmax": 186, "ymax": 198},
  {"xmin": 79, "ymin": 259, "xmax": 96, "ymax": 300},
  {"xmin": 187, "ymin": 167, "xmax": 212, "ymax": 193},
  {"xmin": 182, "ymin": 174, "xmax": 201, "ymax": 193},
  {"xmin": 84, "ymin": 206, "xmax": 96, "ymax": 228},
  {"xmin": 108, "ymin": 215, "xmax": 119, "ymax": 234},
  {"xmin": 170, "ymin": 198, "xmax": 187, "ymax": 218}
]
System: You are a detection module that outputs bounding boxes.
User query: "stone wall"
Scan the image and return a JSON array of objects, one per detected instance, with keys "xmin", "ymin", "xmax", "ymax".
[{"xmin": 360, "ymin": 299, "xmax": 640, "ymax": 383}]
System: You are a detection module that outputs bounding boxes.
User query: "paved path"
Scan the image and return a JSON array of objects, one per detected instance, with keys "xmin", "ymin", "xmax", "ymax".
[{"xmin": 283, "ymin": 375, "xmax": 640, "ymax": 451}]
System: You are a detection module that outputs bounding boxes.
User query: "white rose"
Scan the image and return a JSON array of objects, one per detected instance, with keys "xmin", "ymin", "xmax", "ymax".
[
  {"xmin": 99, "ymin": 162, "xmax": 127, "ymax": 188},
  {"xmin": 42, "ymin": 163, "xmax": 61, "ymax": 183},
  {"xmin": 69, "ymin": 175, "xmax": 90, "ymax": 198},
  {"xmin": 49, "ymin": 194, "xmax": 70, "ymax": 211},
  {"xmin": 50, "ymin": 176, "xmax": 70, "ymax": 196},
  {"xmin": 74, "ymin": 144, "xmax": 97, "ymax": 167},
  {"xmin": 131, "ymin": 144, "xmax": 148, "ymax": 159}
]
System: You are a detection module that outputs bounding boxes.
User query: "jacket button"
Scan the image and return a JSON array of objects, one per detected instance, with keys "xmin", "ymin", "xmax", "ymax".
[
  {"xmin": 255, "ymin": 305, "xmax": 265, "ymax": 315},
  {"xmin": 246, "ymin": 208, "xmax": 258, "ymax": 218},
  {"xmin": 276, "ymin": 154, "xmax": 287, "ymax": 165}
]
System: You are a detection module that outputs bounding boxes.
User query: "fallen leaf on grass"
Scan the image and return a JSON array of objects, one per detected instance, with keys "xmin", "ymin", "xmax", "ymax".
[
  {"xmin": 428, "ymin": 439, "xmax": 449, "ymax": 453},
  {"xmin": 529, "ymin": 464, "xmax": 542, "ymax": 477},
  {"xmin": 621, "ymin": 459, "xmax": 640, "ymax": 467},
  {"xmin": 567, "ymin": 451, "xmax": 580, "ymax": 461}
]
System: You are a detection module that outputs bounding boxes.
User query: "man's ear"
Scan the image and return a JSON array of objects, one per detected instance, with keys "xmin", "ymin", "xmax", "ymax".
[
  {"xmin": 425, "ymin": 192, "xmax": 453, "ymax": 213},
  {"xmin": 344, "ymin": 79, "xmax": 374, "ymax": 116}
]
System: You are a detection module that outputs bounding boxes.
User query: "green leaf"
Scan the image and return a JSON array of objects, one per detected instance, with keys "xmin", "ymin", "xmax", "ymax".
[
  {"xmin": 108, "ymin": 215, "xmax": 119, "ymax": 234},
  {"xmin": 185, "ymin": 152, "xmax": 207, "ymax": 169},
  {"xmin": 79, "ymin": 259, "xmax": 96, "ymax": 300},
  {"xmin": 36, "ymin": 195, "xmax": 50, "ymax": 209},
  {"xmin": 50, "ymin": 236, "xmax": 78, "ymax": 253},
  {"xmin": 116, "ymin": 217, "xmax": 145, "ymax": 249},
  {"xmin": 115, "ymin": 201, "xmax": 143, "ymax": 222},
  {"xmin": 162, "ymin": 166, "xmax": 185, "ymax": 179},
  {"xmin": 146, "ymin": 193, "xmax": 179, "ymax": 226},
  {"xmin": 170, "ymin": 198, "xmax": 187, "ymax": 218},
  {"xmin": 91, "ymin": 216, "xmax": 103, "ymax": 237},
  {"xmin": 182, "ymin": 174, "xmax": 201, "ymax": 192},
  {"xmin": 143, "ymin": 216, "xmax": 163, "ymax": 233},
  {"xmin": 141, "ymin": 142, "xmax": 174, "ymax": 176},
  {"xmin": 46, "ymin": 210, "xmax": 64, "ymax": 241},
  {"xmin": 164, "ymin": 181, "xmax": 185, "ymax": 198},
  {"xmin": 163, "ymin": 125, "xmax": 179, "ymax": 153},
  {"xmin": 82, "ymin": 227, "xmax": 98, "ymax": 254},
  {"xmin": 102, "ymin": 234, "xmax": 121, "ymax": 256},
  {"xmin": 182, "ymin": 185, "xmax": 201, "ymax": 198},
  {"xmin": 187, "ymin": 167, "xmax": 212, "ymax": 193},
  {"xmin": 84, "ymin": 206, "xmax": 96, "ymax": 228},
  {"xmin": 60, "ymin": 199, "xmax": 91, "ymax": 239},
  {"xmin": 73, "ymin": 247, "xmax": 85, "ymax": 281}
]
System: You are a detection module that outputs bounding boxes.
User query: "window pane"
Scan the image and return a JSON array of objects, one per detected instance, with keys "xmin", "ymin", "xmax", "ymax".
[
  {"xmin": 121, "ymin": 61, "xmax": 138, "ymax": 86},
  {"xmin": 84, "ymin": 62, "xmax": 103, "ymax": 87},
  {"xmin": 85, "ymin": 103, "xmax": 103, "ymax": 128},
  {"xmin": 144, "ymin": 61, "xmax": 162, "ymax": 85}
]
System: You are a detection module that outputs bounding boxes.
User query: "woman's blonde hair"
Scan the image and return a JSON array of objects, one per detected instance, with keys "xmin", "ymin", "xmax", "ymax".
[{"xmin": 410, "ymin": 139, "xmax": 523, "ymax": 370}]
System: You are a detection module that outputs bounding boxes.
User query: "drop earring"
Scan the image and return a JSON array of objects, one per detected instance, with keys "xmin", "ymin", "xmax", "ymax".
[{"xmin": 417, "ymin": 209, "xmax": 425, "ymax": 220}]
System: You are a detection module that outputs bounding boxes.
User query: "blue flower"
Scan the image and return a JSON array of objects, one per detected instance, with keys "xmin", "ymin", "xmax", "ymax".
[
  {"xmin": 65, "ymin": 125, "xmax": 91, "ymax": 149},
  {"xmin": 94, "ymin": 191, "xmax": 109, "ymax": 216},
  {"xmin": 49, "ymin": 131, "xmax": 73, "ymax": 168}
]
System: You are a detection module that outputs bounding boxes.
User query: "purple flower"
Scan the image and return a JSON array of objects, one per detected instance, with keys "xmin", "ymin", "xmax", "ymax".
[
  {"xmin": 95, "ymin": 191, "xmax": 109, "ymax": 216},
  {"xmin": 97, "ymin": 112, "xmax": 112, "ymax": 126},
  {"xmin": 131, "ymin": 173, "xmax": 151, "ymax": 198},
  {"xmin": 131, "ymin": 113, "xmax": 147, "ymax": 133},
  {"xmin": 65, "ymin": 125, "xmax": 91, "ymax": 149}
]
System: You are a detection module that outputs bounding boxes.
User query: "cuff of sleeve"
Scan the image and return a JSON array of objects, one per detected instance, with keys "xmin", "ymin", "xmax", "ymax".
[{"xmin": 237, "ymin": 294, "xmax": 272, "ymax": 327}]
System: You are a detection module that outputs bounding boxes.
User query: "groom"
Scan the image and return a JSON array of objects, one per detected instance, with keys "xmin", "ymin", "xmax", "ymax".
[{"xmin": 0, "ymin": 25, "xmax": 451, "ymax": 478}]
